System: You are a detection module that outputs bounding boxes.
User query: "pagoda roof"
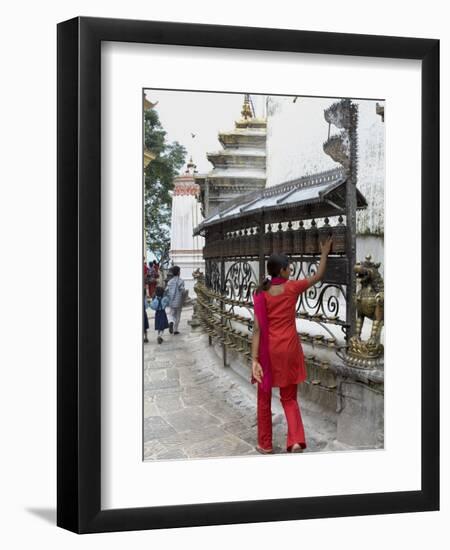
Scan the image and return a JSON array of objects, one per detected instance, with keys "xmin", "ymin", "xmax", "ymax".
[
  {"xmin": 193, "ymin": 168, "xmax": 367, "ymax": 236},
  {"xmin": 219, "ymin": 128, "xmax": 266, "ymax": 138},
  {"xmin": 207, "ymin": 148, "xmax": 266, "ymax": 158},
  {"xmin": 203, "ymin": 167, "xmax": 266, "ymax": 179},
  {"xmin": 235, "ymin": 117, "xmax": 267, "ymax": 129}
]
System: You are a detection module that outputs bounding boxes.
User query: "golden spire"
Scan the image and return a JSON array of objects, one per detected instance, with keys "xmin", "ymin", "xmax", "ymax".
[{"xmin": 241, "ymin": 94, "xmax": 253, "ymax": 120}]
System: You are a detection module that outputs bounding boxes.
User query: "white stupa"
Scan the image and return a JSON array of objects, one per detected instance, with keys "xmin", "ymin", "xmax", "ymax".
[{"xmin": 169, "ymin": 158, "xmax": 205, "ymax": 295}]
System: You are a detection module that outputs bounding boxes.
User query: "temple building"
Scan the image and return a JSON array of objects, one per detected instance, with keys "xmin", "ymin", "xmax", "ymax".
[
  {"xmin": 195, "ymin": 95, "xmax": 267, "ymax": 217},
  {"xmin": 169, "ymin": 158, "xmax": 204, "ymax": 295}
]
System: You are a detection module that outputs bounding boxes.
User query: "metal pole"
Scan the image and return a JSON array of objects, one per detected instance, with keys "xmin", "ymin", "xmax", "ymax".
[
  {"xmin": 345, "ymin": 101, "xmax": 358, "ymax": 341},
  {"xmin": 259, "ymin": 213, "xmax": 266, "ymax": 283},
  {"xmin": 220, "ymin": 226, "xmax": 228, "ymax": 367},
  {"xmin": 205, "ymin": 258, "xmax": 212, "ymax": 346}
]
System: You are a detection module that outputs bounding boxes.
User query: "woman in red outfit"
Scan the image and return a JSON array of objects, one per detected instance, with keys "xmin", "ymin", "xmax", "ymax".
[{"xmin": 251, "ymin": 237, "xmax": 332, "ymax": 454}]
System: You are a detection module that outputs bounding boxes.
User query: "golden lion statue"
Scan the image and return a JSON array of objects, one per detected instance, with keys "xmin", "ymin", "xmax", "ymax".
[{"xmin": 348, "ymin": 255, "xmax": 384, "ymax": 362}]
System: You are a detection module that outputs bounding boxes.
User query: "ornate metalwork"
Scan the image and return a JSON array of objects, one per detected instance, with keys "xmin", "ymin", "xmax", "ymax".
[
  {"xmin": 205, "ymin": 260, "xmax": 221, "ymax": 293},
  {"xmin": 290, "ymin": 258, "xmax": 346, "ymax": 325},
  {"xmin": 189, "ymin": 268, "xmax": 205, "ymax": 329},
  {"xmin": 224, "ymin": 260, "xmax": 258, "ymax": 302},
  {"xmin": 194, "ymin": 279, "xmax": 253, "ymax": 360},
  {"xmin": 376, "ymin": 102, "xmax": 385, "ymax": 122}
]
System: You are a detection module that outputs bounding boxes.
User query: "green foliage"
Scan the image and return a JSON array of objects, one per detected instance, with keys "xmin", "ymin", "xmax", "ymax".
[{"xmin": 144, "ymin": 108, "xmax": 186, "ymax": 265}]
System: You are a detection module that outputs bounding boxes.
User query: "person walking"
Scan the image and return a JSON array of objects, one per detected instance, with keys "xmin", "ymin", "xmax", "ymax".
[
  {"xmin": 166, "ymin": 265, "xmax": 185, "ymax": 335},
  {"xmin": 251, "ymin": 237, "xmax": 332, "ymax": 454},
  {"xmin": 146, "ymin": 261, "xmax": 158, "ymax": 299},
  {"xmin": 150, "ymin": 286, "xmax": 170, "ymax": 344},
  {"xmin": 144, "ymin": 288, "xmax": 149, "ymax": 343}
]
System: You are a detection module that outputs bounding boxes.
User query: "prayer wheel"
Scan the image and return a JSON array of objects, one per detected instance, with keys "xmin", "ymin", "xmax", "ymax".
[
  {"xmin": 305, "ymin": 220, "xmax": 319, "ymax": 254},
  {"xmin": 264, "ymin": 225, "xmax": 273, "ymax": 255},
  {"xmin": 331, "ymin": 219, "xmax": 347, "ymax": 254},
  {"xmin": 318, "ymin": 218, "xmax": 333, "ymax": 252},
  {"xmin": 282, "ymin": 222, "xmax": 294, "ymax": 254},
  {"xmin": 272, "ymin": 223, "xmax": 284, "ymax": 253},
  {"xmin": 293, "ymin": 221, "xmax": 306, "ymax": 254}
]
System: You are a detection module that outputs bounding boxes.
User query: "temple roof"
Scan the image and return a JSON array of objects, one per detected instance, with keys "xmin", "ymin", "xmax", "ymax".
[
  {"xmin": 207, "ymin": 148, "xmax": 266, "ymax": 159},
  {"xmin": 218, "ymin": 130, "xmax": 266, "ymax": 149},
  {"xmin": 200, "ymin": 168, "xmax": 266, "ymax": 179},
  {"xmin": 193, "ymin": 168, "xmax": 367, "ymax": 235},
  {"xmin": 235, "ymin": 117, "xmax": 267, "ymax": 129}
]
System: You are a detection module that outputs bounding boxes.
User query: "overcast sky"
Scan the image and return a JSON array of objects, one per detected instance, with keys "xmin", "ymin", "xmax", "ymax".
[{"xmin": 144, "ymin": 89, "xmax": 268, "ymax": 174}]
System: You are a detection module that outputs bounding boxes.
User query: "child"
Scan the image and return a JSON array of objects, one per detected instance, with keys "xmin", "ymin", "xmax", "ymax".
[{"xmin": 150, "ymin": 286, "xmax": 170, "ymax": 344}]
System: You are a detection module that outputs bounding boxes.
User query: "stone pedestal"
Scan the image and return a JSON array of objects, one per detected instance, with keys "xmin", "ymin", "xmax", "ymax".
[{"xmin": 336, "ymin": 374, "xmax": 384, "ymax": 448}]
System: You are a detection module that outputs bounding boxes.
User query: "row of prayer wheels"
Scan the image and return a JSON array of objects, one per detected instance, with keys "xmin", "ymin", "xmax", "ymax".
[
  {"xmin": 204, "ymin": 218, "xmax": 347, "ymax": 259},
  {"xmin": 198, "ymin": 311, "xmax": 252, "ymax": 357}
]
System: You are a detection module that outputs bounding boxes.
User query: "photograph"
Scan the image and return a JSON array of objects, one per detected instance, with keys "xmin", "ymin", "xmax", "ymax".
[
  {"xmin": 142, "ymin": 89, "xmax": 385, "ymax": 460},
  {"xmin": 0, "ymin": 0, "xmax": 442, "ymax": 540}
]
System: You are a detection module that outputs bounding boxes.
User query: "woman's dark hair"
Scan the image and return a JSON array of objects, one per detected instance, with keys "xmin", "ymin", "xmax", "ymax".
[
  {"xmin": 255, "ymin": 253, "xmax": 290, "ymax": 294},
  {"xmin": 155, "ymin": 286, "xmax": 165, "ymax": 298},
  {"xmin": 172, "ymin": 265, "xmax": 181, "ymax": 277}
]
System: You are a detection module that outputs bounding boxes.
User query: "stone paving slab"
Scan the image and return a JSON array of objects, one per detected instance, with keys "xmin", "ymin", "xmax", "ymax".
[
  {"xmin": 162, "ymin": 425, "xmax": 230, "ymax": 450},
  {"xmin": 188, "ymin": 434, "xmax": 254, "ymax": 459},
  {"xmin": 180, "ymin": 386, "xmax": 211, "ymax": 407},
  {"xmin": 154, "ymin": 393, "xmax": 184, "ymax": 414},
  {"xmin": 164, "ymin": 406, "xmax": 221, "ymax": 432},
  {"xmin": 143, "ymin": 439, "xmax": 168, "ymax": 459},
  {"xmin": 144, "ymin": 416, "xmax": 177, "ymax": 441}
]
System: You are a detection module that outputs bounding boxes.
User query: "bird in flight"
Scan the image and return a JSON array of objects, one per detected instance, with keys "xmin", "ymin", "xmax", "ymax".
[{"xmin": 191, "ymin": 133, "xmax": 196, "ymax": 138}]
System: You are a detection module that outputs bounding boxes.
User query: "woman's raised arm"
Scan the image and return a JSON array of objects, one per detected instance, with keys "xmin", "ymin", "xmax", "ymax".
[{"xmin": 306, "ymin": 236, "xmax": 332, "ymax": 289}]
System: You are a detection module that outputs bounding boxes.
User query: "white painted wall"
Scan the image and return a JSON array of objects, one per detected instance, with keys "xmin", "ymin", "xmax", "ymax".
[
  {"xmin": 266, "ymin": 95, "xmax": 385, "ymax": 273},
  {"xmin": 267, "ymin": 96, "xmax": 385, "ymax": 236},
  {"xmin": 266, "ymin": 96, "xmax": 338, "ymax": 185},
  {"xmin": 169, "ymin": 192, "xmax": 205, "ymax": 294},
  {"xmin": 356, "ymin": 101, "xmax": 385, "ymax": 236}
]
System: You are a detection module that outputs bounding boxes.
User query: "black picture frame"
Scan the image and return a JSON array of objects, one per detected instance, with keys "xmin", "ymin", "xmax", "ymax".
[{"xmin": 57, "ymin": 16, "xmax": 439, "ymax": 533}]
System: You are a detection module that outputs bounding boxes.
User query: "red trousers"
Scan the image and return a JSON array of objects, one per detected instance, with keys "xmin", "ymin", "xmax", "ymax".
[{"xmin": 257, "ymin": 383, "xmax": 306, "ymax": 451}]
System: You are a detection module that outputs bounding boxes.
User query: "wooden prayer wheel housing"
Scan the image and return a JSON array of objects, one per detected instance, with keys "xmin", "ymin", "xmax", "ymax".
[{"xmin": 195, "ymin": 168, "xmax": 367, "ymax": 286}]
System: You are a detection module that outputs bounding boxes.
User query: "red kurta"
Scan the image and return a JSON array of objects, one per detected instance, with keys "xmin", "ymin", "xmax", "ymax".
[{"xmin": 264, "ymin": 279, "xmax": 309, "ymax": 387}]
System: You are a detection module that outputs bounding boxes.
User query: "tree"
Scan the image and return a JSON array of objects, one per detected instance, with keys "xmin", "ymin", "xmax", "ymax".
[{"xmin": 144, "ymin": 108, "xmax": 186, "ymax": 266}]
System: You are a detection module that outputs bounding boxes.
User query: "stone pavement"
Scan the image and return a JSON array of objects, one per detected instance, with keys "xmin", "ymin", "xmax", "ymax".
[{"xmin": 144, "ymin": 305, "xmax": 340, "ymax": 461}]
